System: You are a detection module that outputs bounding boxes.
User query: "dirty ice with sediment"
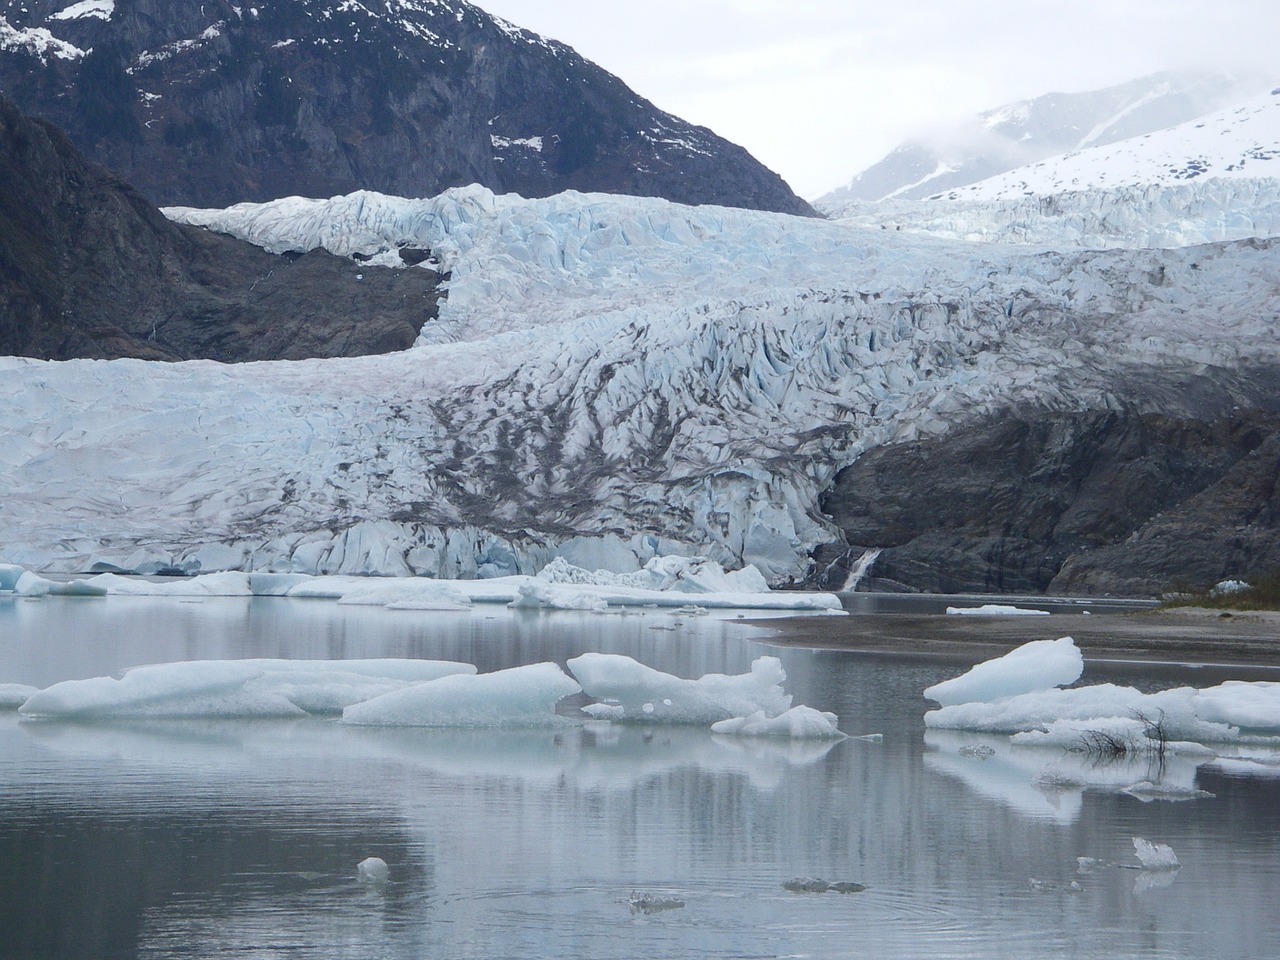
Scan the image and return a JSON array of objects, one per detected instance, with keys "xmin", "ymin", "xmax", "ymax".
[{"xmin": 4, "ymin": 114, "xmax": 1280, "ymax": 580}]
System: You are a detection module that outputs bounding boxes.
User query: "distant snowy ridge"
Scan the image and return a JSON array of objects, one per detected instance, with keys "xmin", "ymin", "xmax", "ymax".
[
  {"xmin": 5, "ymin": 189, "xmax": 1280, "ymax": 579},
  {"xmin": 819, "ymin": 70, "xmax": 1257, "ymax": 205},
  {"xmin": 937, "ymin": 88, "xmax": 1280, "ymax": 202},
  {"xmin": 823, "ymin": 88, "xmax": 1280, "ymax": 249},
  {"xmin": 828, "ymin": 177, "xmax": 1280, "ymax": 249}
]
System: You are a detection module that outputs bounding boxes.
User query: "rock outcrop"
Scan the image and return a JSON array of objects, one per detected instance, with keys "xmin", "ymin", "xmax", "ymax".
[
  {"xmin": 0, "ymin": 0, "xmax": 813, "ymax": 215},
  {"xmin": 0, "ymin": 93, "xmax": 443, "ymax": 361},
  {"xmin": 815, "ymin": 408, "xmax": 1280, "ymax": 597}
]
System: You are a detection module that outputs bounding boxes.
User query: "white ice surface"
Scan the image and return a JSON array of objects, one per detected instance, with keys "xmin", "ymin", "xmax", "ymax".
[
  {"xmin": 923, "ymin": 642, "xmax": 1280, "ymax": 748},
  {"xmin": 711, "ymin": 706, "xmax": 845, "ymax": 739},
  {"xmin": 3, "ymin": 562, "xmax": 840, "ymax": 611},
  {"xmin": 341, "ymin": 662, "xmax": 580, "ymax": 727},
  {"xmin": 17, "ymin": 659, "xmax": 477, "ymax": 719},
  {"xmin": 1133, "ymin": 838, "xmax": 1179, "ymax": 870},
  {"xmin": 569, "ymin": 654, "xmax": 792, "ymax": 724},
  {"xmin": 1, "ymin": 684, "xmax": 41, "ymax": 709},
  {"xmin": 923, "ymin": 637, "xmax": 1084, "ymax": 706},
  {"xmin": 5, "ymin": 182, "xmax": 1279, "ymax": 580},
  {"xmin": 945, "ymin": 604, "xmax": 1050, "ymax": 616}
]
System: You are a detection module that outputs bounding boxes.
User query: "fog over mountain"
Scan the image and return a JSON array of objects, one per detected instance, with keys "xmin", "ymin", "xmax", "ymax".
[{"xmin": 818, "ymin": 70, "xmax": 1257, "ymax": 206}]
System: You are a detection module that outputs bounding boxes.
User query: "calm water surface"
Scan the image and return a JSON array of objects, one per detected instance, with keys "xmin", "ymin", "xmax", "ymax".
[{"xmin": 1, "ymin": 594, "xmax": 1277, "ymax": 960}]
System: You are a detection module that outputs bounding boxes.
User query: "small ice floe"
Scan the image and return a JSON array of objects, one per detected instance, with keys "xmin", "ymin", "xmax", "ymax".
[
  {"xmin": 1122, "ymin": 780, "xmax": 1214, "ymax": 802},
  {"xmin": 568, "ymin": 654, "xmax": 791, "ymax": 725},
  {"xmin": 671, "ymin": 604, "xmax": 709, "ymax": 617},
  {"xmin": 357, "ymin": 857, "xmax": 389, "ymax": 883},
  {"xmin": 850, "ymin": 733, "xmax": 884, "ymax": 743},
  {"xmin": 711, "ymin": 706, "xmax": 845, "ymax": 740},
  {"xmin": 1132, "ymin": 838, "xmax": 1179, "ymax": 870},
  {"xmin": 1028, "ymin": 878, "xmax": 1084, "ymax": 893},
  {"xmin": 945, "ymin": 604, "xmax": 1050, "ymax": 616},
  {"xmin": 1076, "ymin": 857, "xmax": 1109, "ymax": 874},
  {"xmin": 627, "ymin": 892, "xmax": 685, "ymax": 915},
  {"xmin": 782, "ymin": 877, "xmax": 867, "ymax": 894},
  {"xmin": 958, "ymin": 743, "xmax": 996, "ymax": 759}
]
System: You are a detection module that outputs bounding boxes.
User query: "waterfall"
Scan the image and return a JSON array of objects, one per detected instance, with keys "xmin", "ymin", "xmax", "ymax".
[{"xmin": 840, "ymin": 548, "xmax": 882, "ymax": 593}]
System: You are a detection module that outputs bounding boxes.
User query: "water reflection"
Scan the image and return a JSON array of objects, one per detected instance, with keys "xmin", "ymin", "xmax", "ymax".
[{"xmin": 2, "ymin": 598, "xmax": 1280, "ymax": 959}]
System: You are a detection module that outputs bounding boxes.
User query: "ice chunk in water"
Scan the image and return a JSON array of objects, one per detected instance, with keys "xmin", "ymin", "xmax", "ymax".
[
  {"xmin": 711, "ymin": 705, "xmax": 845, "ymax": 739},
  {"xmin": 568, "ymin": 654, "xmax": 791, "ymax": 724},
  {"xmin": 1133, "ymin": 838, "xmax": 1179, "ymax": 869},
  {"xmin": 357, "ymin": 857, "xmax": 389, "ymax": 883},
  {"xmin": 19, "ymin": 661, "xmax": 304, "ymax": 719},
  {"xmin": 0, "ymin": 563, "xmax": 25, "ymax": 591},
  {"xmin": 341, "ymin": 662, "xmax": 580, "ymax": 727},
  {"xmin": 17, "ymin": 659, "xmax": 477, "ymax": 719},
  {"xmin": 923, "ymin": 636, "xmax": 1083, "ymax": 706}
]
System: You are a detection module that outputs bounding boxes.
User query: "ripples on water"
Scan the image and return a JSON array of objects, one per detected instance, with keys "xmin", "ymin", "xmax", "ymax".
[{"xmin": 1, "ymin": 596, "xmax": 1278, "ymax": 959}]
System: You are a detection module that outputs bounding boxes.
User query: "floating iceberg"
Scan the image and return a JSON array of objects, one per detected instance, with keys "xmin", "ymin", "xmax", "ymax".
[
  {"xmin": 711, "ymin": 706, "xmax": 845, "ymax": 739},
  {"xmin": 0, "ymin": 560, "xmax": 841, "ymax": 612},
  {"xmin": 341, "ymin": 662, "xmax": 580, "ymax": 727},
  {"xmin": 923, "ymin": 638, "xmax": 1280, "ymax": 749},
  {"xmin": 1132, "ymin": 837, "xmax": 1179, "ymax": 870},
  {"xmin": 357, "ymin": 857, "xmax": 390, "ymax": 883},
  {"xmin": 945, "ymin": 604, "xmax": 1050, "ymax": 616},
  {"xmin": 17, "ymin": 659, "xmax": 477, "ymax": 719},
  {"xmin": 569, "ymin": 654, "xmax": 792, "ymax": 724},
  {"xmin": 923, "ymin": 636, "xmax": 1084, "ymax": 706}
]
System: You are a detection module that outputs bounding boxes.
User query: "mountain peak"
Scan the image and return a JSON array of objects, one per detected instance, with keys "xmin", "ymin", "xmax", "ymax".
[{"xmin": 0, "ymin": 0, "xmax": 813, "ymax": 214}]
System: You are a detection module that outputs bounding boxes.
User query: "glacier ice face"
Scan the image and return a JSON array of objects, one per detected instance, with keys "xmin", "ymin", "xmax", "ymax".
[{"xmin": 5, "ymin": 188, "xmax": 1280, "ymax": 580}]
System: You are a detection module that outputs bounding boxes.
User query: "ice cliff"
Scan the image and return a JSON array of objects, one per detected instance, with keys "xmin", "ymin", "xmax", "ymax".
[{"xmin": 3, "ymin": 186, "xmax": 1279, "ymax": 580}]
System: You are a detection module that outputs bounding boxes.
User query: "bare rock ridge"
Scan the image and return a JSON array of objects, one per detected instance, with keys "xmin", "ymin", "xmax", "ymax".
[
  {"xmin": 815, "ymin": 408, "xmax": 1280, "ymax": 597},
  {"xmin": 0, "ymin": 93, "xmax": 443, "ymax": 361},
  {"xmin": 0, "ymin": 0, "xmax": 813, "ymax": 215}
]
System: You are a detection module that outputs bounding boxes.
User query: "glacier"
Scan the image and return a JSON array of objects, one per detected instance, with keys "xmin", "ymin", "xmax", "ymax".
[{"xmin": 3, "ymin": 186, "xmax": 1280, "ymax": 580}]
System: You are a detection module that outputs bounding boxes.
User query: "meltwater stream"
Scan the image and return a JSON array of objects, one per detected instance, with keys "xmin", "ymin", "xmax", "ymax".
[{"xmin": 1, "ymin": 594, "xmax": 1278, "ymax": 960}]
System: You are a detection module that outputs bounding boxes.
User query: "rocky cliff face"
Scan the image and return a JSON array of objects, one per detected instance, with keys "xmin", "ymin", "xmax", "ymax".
[
  {"xmin": 0, "ymin": 0, "xmax": 812, "ymax": 215},
  {"xmin": 815, "ymin": 408, "xmax": 1280, "ymax": 597},
  {"xmin": 0, "ymin": 93, "xmax": 443, "ymax": 361}
]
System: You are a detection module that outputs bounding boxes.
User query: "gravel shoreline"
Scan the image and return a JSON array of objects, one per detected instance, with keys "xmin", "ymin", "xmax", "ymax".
[{"xmin": 741, "ymin": 607, "xmax": 1280, "ymax": 668}]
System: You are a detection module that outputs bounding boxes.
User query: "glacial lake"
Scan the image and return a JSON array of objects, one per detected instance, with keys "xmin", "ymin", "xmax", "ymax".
[{"xmin": 2, "ymin": 594, "xmax": 1278, "ymax": 960}]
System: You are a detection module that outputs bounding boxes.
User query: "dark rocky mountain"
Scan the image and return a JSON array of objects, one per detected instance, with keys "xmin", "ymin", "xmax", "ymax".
[
  {"xmin": 814, "ymin": 408, "xmax": 1280, "ymax": 598},
  {"xmin": 0, "ymin": 0, "xmax": 813, "ymax": 215},
  {"xmin": 0, "ymin": 93, "xmax": 443, "ymax": 361}
]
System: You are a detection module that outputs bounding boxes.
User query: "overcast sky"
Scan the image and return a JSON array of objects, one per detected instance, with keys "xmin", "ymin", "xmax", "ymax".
[{"xmin": 473, "ymin": 0, "xmax": 1279, "ymax": 199}]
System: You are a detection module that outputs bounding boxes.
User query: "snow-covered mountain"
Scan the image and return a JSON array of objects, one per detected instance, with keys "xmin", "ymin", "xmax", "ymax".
[
  {"xmin": 823, "ymin": 86, "xmax": 1280, "ymax": 249},
  {"xmin": 818, "ymin": 70, "xmax": 1253, "ymax": 205},
  {"xmin": 3, "ymin": 187, "xmax": 1277, "ymax": 584},
  {"xmin": 0, "ymin": 0, "xmax": 811, "ymax": 214}
]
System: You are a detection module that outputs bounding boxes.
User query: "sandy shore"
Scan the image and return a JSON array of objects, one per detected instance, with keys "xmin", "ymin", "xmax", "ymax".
[{"xmin": 741, "ymin": 606, "xmax": 1280, "ymax": 667}]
